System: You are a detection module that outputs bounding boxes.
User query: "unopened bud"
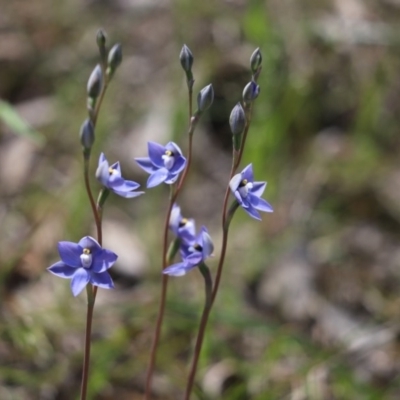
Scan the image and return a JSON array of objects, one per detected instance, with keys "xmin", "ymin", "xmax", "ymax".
[
  {"xmin": 250, "ymin": 48, "xmax": 262, "ymax": 73},
  {"xmin": 197, "ymin": 84, "xmax": 214, "ymax": 113},
  {"xmin": 242, "ymin": 81, "xmax": 260, "ymax": 103},
  {"xmin": 96, "ymin": 29, "xmax": 106, "ymax": 49},
  {"xmin": 87, "ymin": 64, "xmax": 103, "ymax": 98},
  {"xmin": 107, "ymin": 43, "xmax": 122, "ymax": 74},
  {"xmin": 96, "ymin": 29, "xmax": 107, "ymax": 63},
  {"xmin": 229, "ymin": 102, "xmax": 246, "ymax": 135},
  {"xmin": 80, "ymin": 119, "xmax": 95, "ymax": 150},
  {"xmin": 180, "ymin": 44, "xmax": 194, "ymax": 74}
]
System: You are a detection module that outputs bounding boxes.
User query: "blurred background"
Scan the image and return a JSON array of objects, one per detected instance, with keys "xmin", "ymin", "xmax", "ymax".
[{"xmin": 1, "ymin": 0, "xmax": 400, "ymax": 399}]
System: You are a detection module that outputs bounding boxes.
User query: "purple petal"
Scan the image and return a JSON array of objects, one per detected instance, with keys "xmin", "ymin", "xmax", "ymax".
[
  {"xmin": 200, "ymin": 227, "xmax": 214, "ymax": 258},
  {"xmin": 250, "ymin": 194, "xmax": 273, "ymax": 213},
  {"xmin": 70, "ymin": 269, "xmax": 90, "ymax": 296},
  {"xmin": 243, "ymin": 205, "xmax": 261, "ymax": 220},
  {"xmin": 166, "ymin": 141, "xmax": 183, "ymax": 156},
  {"xmin": 58, "ymin": 242, "xmax": 82, "ymax": 267},
  {"xmin": 233, "ymin": 190, "xmax": 243, "ymax": 205},
  {"xmin": 251, "ymin": 182, "xmax": 266, "ymax": 197},
  {"xmin": 178, "ymin": 218, "xmax": 196, "ymax": 242},
  {"xmin": 169, "ymin": 155, "xmax": 186, "ymax": 174},
  {"xmin": 229, "ymin": 174, "xmax": 242, "ymax": 192},
  {"xmin": 92, "ymin": 249, "xmax": 118, "ymax": 273},
  {"xmin": 111, "ymin": 179, "xmax": 140, "ymax": 191},
  {"xmin": 90, "ymin": 271, "xmax": 114, "ymax": 289},
  {"xmin": 148, "ymin": 142, "xmax": 166, "ymax": 168},
  {"xmin": 110, "ymin": 161, "xmax": 122, "ymax": 176},
  {"xmin": 135, "ymin": 157, "xmax": 157, "ymax": 174},
  {"xmin": 113, "ymin": 188, "xmax": 144, "ymax": 198},
  {"xmin": 96, "ymin": 155, "xmax": 110, "ymax": 186},
  {"xmin": 48, "ymin": 261, "xmax": 76, "ymax": 278},
  {"xmin": 163, "ymin": 262, "xmax": 193, "ymax": 277},
  {"xmin": 147, "ymin": 168, "xmax": 169, "ymax": 188},
  {"xmin": 169, "ymin": 204, "xmax": 182, "ymax": 233},
  {"xmin": 164, "ymin": 173, "xmax": 180, "ymax": 184},
  {"xmin": 241, "ymin": 164, "xmax": 254, "ymax": 182},
  {"xmin": 185, "ymin": 251, "xmax": 202, "ymax": 266},
  {"xmin": 98, "ymin": 153, "xmax": 107, "ymax": 165},
  {"xmin": 79, "ymin": 237, "xmax": 102, "ymax": 254}
]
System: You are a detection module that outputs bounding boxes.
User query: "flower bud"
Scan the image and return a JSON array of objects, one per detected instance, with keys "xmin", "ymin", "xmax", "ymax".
[
  {"xmin": 242, "ymin": 81, "xmax": 260, "ymax": 103},
  {"xmin": 229, "ymin": 102, "xmax": 246, "ymax": 135},
  {"xmin": 107, "ymin": 43, "xmax": 123, "ymax": 73},
  {"xmin": 250, "ymin": 48, "xmax": 262, "ymax": 73},
  {"xmin": 180, "ymin": 44, "xmax": 194, "ymax": 74},
  {"xmin": 80, "ymin": 119, "xmax": 95, "ymax": 150},
  {"xmin": 197, "ymin": 84, "xmax": 214, "ymax": 113},
  {"xmin": 96, "ymin": 29, "xmax": 107, "ymax": 63},
  {"xmin": 96, "ymin": 29, "xmax": 106, "ymax": 49},
  {"xmin": 87, "ymin": 64, "xmax": 103, "ymax": 98}
]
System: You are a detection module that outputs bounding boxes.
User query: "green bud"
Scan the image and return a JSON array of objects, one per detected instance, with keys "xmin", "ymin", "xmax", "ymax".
[
  {"xmin": 107, "ymin": 43, "xmax": 123, "ymax": 73},
  {"xmin": 96, "ymin": 29, "xmax": 107, "ymax": 63},
  {"xmin": 96, "ymin": 29, "xmax": 106, "ymax": 48}
]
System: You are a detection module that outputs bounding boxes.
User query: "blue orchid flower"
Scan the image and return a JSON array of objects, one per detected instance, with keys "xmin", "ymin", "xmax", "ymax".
[
  {"xmin": 169, "ymin": 203, "xmax": 196, "ymax": 243},
  {"xmin": 135, "ymin": 141, "xmax": 186, "ymax": 188},
  {"xmin": 163, "ymin": 226, "xmax": 214, "ymax": 277},
  {"xmin": 47, "ymin": 236, "xmax": 117, "ymax": 296},
  {"xmin": 229, "ymin": 164, "xmax": 273, "ymax": 220},
  {"xmin": 96, "ymin": 153, "xmax": 144, "ymax": 198}
]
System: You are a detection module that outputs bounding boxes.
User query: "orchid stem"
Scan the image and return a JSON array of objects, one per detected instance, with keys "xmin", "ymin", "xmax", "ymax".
[
  {"xmin": 80, "ymin": 61, "xmax": 111, "ymax": 400},
  {"xmin": 143, "ymin": 85, "xmax": 196, "ymax": 400},
  {"xmin": 183, "ymin": 95, "xmax": 256, "ymax": 400}
]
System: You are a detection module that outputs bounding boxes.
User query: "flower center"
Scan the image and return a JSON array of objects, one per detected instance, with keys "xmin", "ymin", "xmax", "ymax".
[
  {"xmin": 193, "ymin": 243, "xmax": 203, "ymax": 251},
  {"xmin": 179, "ymin": 218, "xmax": 188, "ymax": 227},
  {"xmin": 108, "ymin": 167, "xmax": 116, "ymax": 175},
  {"xmin": 162, "ymin": 150, "xmax": 175, "ymax": 170},
  {"xmin": 80, "ymin": 248, "xmax": 93, "ymax": 268},
  {"xmin": 238, "ymin": 179, "xmax": 253, "ymax": 198}
]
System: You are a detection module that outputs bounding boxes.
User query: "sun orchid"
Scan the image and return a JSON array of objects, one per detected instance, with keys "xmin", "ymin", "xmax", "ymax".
[
  {"xmin": 135, "ymin": 141, "xmax": 186, "ymax": 188},
  {"xmin": 169, "ymin": 204, "xmax": 196, "ymax": 242},
  {"xmin": 163, "ymin": 226, "xmax": 214, "ymax": 276},
  {"xmin": 229, "ymin": 164, "xmax": 273, "ymax": 220},
  {"xmin": 47, "ymin": 236, "xmax": 117, "ymax": 296},
  {"xmin": 96, "ymin": 153, "xmax": 144, "ymax": 198}
]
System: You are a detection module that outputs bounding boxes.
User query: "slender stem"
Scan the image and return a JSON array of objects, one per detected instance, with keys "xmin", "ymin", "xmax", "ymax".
[
  {"xmin": 184, "ymin": 264, "xmax": 212, "ymax": 400},
  {"xmin": 234, "ymin": 102, "xmax": 253, "ymax": 171},
  {"xmin": 80, "ymin": 285, "xmax": 95, "ymax": 400},
  {"xmin": 144, "ymin": 274, "xmax": 169, "ymax": 399},
  {"xmin": 143, "ymin": 89, "xmax": 197, "ymax": 400},
  {"xmin": 183, "ymin": 96, "xmax": 256, "ymax": 399},
  {"xmin": 80, "ymin": 61, "xmax": 110, "ymax": 400},
  {"xmin": 83, "ymin": 160, "xmax": 102, "ymax": 244}
]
